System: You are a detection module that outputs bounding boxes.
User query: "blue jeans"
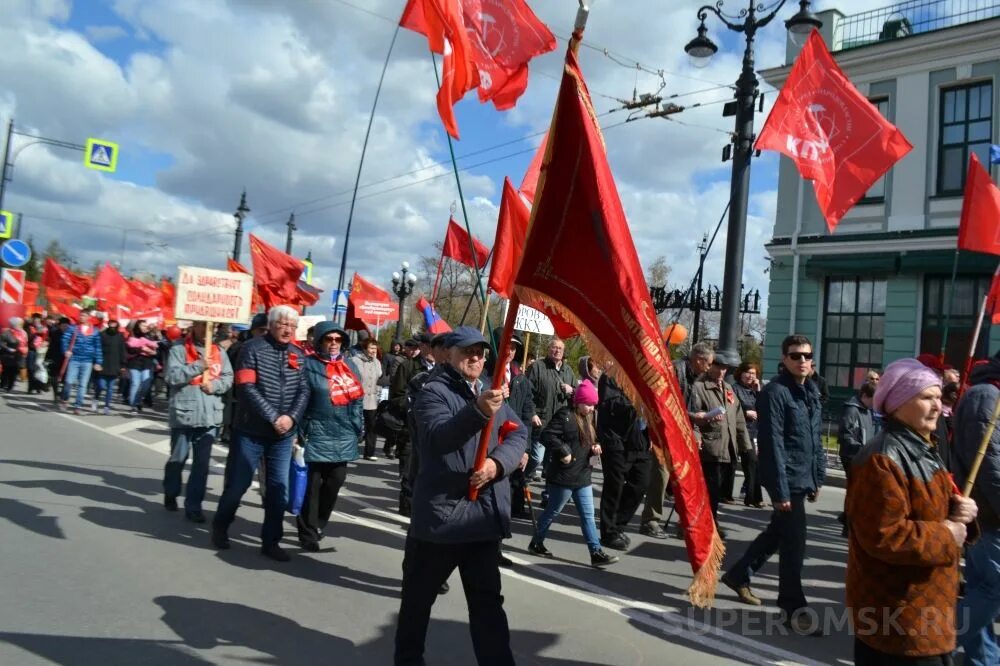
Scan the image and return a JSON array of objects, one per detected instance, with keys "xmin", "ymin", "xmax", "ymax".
[
  {"xmin": 163, "ymin": 427, "xmax": 218, "ymax": 512},
  {"xmin": 524, "ymin": 441, "xmax": 545, "ymax": 478},
  {"xmin": 957, "ymin": 528, "xmax": 1000, "ymax": 665},
  {"xmin": 128, "ymin": 368, "xmax": 152, "ymax": 407},
  {"xmin": 533, "ymin": 483, "xmax": 600, "ymax": 553},
  {"xmin": 61, "ymin": 360, "xmax": 93, "ymax": 408},
  {"xmin": 94, "ymin": 376, "xmax": 118, "ymax": 409},
  {"xmin": 212, "ymin": 431, "xmax": 293, "ymax": 547}
]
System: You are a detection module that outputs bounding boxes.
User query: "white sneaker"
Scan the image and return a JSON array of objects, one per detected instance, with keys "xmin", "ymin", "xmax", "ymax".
[
  {"xmin": 103, "ymin": 407, "xmax": 110, "ymax": 416},
  {"xmin": 91, "ymin": 400, "xmax": 98, "ymax": 412},
  {"xmin": 365, "ymin": 456, "xmax": 379, "ymax": 461}
]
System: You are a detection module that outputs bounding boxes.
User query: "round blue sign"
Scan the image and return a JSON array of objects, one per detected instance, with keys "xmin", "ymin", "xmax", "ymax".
[{"xmin": 1, "ymin": 239, "xmax": 31, "ymax": 268}]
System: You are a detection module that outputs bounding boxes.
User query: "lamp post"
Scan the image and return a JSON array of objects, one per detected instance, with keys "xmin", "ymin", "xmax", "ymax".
[
  {"xmin": 232, "ymin": 190, "xmax": 250, "ymax": 264},
  {"xmin": 685, "ymin": 0, "xmax": 820, "ymax": 366},
  {"xmin": 391, "ymin": 261, "xmax": 417, "ymax": 340}
]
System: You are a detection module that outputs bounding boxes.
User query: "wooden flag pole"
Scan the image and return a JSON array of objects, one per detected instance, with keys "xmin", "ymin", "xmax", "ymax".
[
  {"xmin": 202, "ymin": 321, "xmax": 215, "ymax": 384},
  {"xmin": 478, "ymin": 289, "xmax": 491, "ymax": 334},
  {"xmin": 963, "ymin": 396, "xmax": 1000, "ymax": 497},
  {"xmin": 523, "ymin": 331, "xmax": 531, "ymax": 366}
]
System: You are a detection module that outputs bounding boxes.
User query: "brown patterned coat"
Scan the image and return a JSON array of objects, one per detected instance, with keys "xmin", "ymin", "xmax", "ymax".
[{"xmin": 846, "ymin": 419, "xmax": 961, "ymax": 657}]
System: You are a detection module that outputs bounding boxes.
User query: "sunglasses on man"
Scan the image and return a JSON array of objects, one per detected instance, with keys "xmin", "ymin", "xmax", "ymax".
[{"xmin": 786, "ymin": 352, "xmax": 814, "ymax": 361}]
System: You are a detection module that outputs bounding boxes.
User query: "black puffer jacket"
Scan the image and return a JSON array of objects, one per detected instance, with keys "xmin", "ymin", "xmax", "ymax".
[
  {"xmin": 541, "ymin": 406, "xmax": 597, "ymax": 489},
  {"xmin": 596, "ymin": 374, "xmax": 650, "ymax": 455},
  {"xmin": 98, "ymin": 329, "xmax": 127, "ymax": 377},
  {"xmin": 952, "ymin": 357, "xmax": 1000, "ymax": 530},
  {"xmin": 233, "ymin": 333, "xmax": 309, "ymax": 440}
]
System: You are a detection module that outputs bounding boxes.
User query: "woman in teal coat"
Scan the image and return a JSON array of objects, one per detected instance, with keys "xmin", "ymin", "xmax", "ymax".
[{"xmin": 296, "ymin": 321, "xmax": 364, "ymax": 551}]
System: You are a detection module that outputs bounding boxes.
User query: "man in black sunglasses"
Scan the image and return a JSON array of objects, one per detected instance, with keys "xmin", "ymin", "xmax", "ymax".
[{"xmin": 721, "ymin": 334, "xmax": 825, "ymax": 636}]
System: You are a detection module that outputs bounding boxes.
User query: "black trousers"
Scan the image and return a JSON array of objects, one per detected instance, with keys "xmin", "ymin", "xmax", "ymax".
[
  {"xmin": 395, "ymin": 536, "xmax": 514, "ymax": 666},
  {"xmin": 509, "ymin": 468, "xmax": 527, "ymax": 514},
  {"xmin": 720, "ymin": 459, "xmax": 737, "ymax": 501},
  {"xmin": 725, "ymin": 493, "xmax": 808, "ymax": 614},
  {"xmin": 394, "ymin": 431, "xmax": 413, "ymax": 505},
  {"xmin": 599, "ymin": 450, "xmax": 651, "ymax": 539},
  {"xmin": 741, "ymin": 450, "xmax": 764, "ymax": 506},
  {"xmin": 295, "ymin": 461, "xmax": 348, "ymax": 547},
  {"xmin": 854, "ymin": 638, "xmax": 953, "ymax": 666},
  {"xmin": 363, "ymin": 409, "xmax": 378, "ymax": 458},
  {"xmin": 1, "ymin": 363, "xmax": 18, "ymax": 392},
  {"xmin": 701, "ymin": 459, "xmax": 724, "ymax": 523}
]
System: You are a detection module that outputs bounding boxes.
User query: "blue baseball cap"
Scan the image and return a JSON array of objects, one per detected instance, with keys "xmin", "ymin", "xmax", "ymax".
[{"xmin": 448, "ymin": 326, "xmax": 488, "ymax": 348}]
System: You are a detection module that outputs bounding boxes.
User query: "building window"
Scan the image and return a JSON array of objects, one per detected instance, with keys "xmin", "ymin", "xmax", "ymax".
[
  {"xmin": 862, "ymin": 98, "xmax": 890, "ymax": 201},
  {"xmin": 922, "ymin": 275, "xmax": 992, "ymax": 367},
  {"xmin": 937, "ymin": 81, "xmax": 993, "ymax": 196},
  {"xmin": 822, "ymin": 278, "xmax": 888, "ymax": 391}
]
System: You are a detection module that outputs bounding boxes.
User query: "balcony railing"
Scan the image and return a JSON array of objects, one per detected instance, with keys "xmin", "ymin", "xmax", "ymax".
[{"xmin": 835, "ymin": 0, "xmax": 1000, "ymax": 51}]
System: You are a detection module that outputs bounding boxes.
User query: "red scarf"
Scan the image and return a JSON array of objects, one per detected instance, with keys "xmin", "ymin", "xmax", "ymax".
[
  {"xmin": 185, "ymin": 336, "xmax": 221, "ymax": 385},
  {"xmin": 11, "ymin": 329, "xmax": 28, "ymax": 355},
  {"xmin": 324, "ymin": 356, "xmax": 364, "ymax": 406}
]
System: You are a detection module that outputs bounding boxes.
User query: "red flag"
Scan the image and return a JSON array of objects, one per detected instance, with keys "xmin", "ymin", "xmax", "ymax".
[
  {"xmin": 442, "ymin": 218, "xmax": 490, "ymax": 269},
  {"xmin": 41, "ymin": 258, "xmax": 90, "ymax": 299},
  {"xmin": 348, "ymin": 273, "xmax": 399, "ymax": 327},
  {"xmin": 488, "ymin": 177, "xmax": 530, "ymax": 298},
  {"xmin": 227, "ymin": 258, "xmax": 264, "ymax": 311},
  {"xmin": 520, "ymin": 133, "xmax": 547, "ymax": 203},
  {"xmin": 90, "ymin": 263, "xmax": 133, "ymax": 310},
  {"xmin": 402, "ymin": 0, "xmax": 555, "ymax": 137},
  {"xmin": 248, "ymin": 234, "xmax": 307, "ymax": 309},
  {"xmin": 512, "ymin": 43, "xmax": 720, "ymax": 606},
  {"xmin": 756, "ymin": 30, "xmax": 912, "ymax": 231},
  {"xmin": 160, "ymin": 279, "xmax": 176, "ymax": 323},
  {"xmin": 22, "ymin": 281, "xmax": 39, "ymax": 310},
  {"xmin": 128, "ymin": 279, "xmax": 163, "ymax": 311},
  {"xmin": 958, "ymin": 153, "xmax": 1000, "ymax": 256},
  {"xmin": 987, "ymin": 269, "xmax": 1000, "ymax": 325}
]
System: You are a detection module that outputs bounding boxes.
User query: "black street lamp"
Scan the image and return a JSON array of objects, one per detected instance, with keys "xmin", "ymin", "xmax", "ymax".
[
  {"xmin": 232, "ymin": 190, "xmax": 250, "ymax": 264},
  {"xmin": 391, "ymin": 261, "xmax": 418, "ymax": 340},
  {"xmin": 685, "ymin": 0, "xmax": 820, "ymax": 366}
]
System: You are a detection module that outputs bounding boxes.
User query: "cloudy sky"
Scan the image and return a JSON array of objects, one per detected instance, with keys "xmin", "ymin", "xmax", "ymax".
[{"xmin": 1, "ymin": 0, "xmax": 874, "ymax": 312}]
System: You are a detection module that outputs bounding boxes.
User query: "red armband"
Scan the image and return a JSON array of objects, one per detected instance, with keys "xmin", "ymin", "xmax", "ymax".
[{"xmin": 235, "ymin": 369, "xmax": 257, "ymax": 385}]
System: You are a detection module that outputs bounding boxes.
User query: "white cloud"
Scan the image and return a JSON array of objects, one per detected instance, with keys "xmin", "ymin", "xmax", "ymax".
[
  {"xmin": 0, "ymin": 0, "xmax": 845, "ymax": 320},
  {"xmin": 84, "ymin": 24, "xmax": 128, "ymax": 43}
]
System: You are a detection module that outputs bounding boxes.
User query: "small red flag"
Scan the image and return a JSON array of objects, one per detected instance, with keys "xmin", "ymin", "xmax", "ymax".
[
  {"xmin": 401, "ymin": 0, "xmax": 556, "ymax": 137},
  {"xmin": 513, "ymin": 43, "xmax": 720, "ymax": 605},
  {"xmin": 958, "ymin": 153, "xmax": 1000, "ymax": 256},
  {"xmin": 488, "ymin": 178, "xmax": 530, "ymax": 298},
  {"xmin": 520, "ymin": 132, "xmax": 547, "ymax": 203},
  {"xmin": 756, "ymin": 30, "xmax": 912, "ymax": 231},
  {"xmin": 987, "ymin": 269, "xmax": 1000, "ymax": 325},
  {"xmin": 348, "ymin": 273, "xmax": 399, "ymax": 328},
  {"xmin": 89, "ymin": 263, "xmax": 133, "ymax": 311},
  {"xmin": 248, "ymin": 234, "xmax": 307, "ymax": 309},
  {"xmin": 227, "ymin": 258, "xmax": 263, "ymax": 312},
  {"xmin": 442, "ymin": 218, "xmax": 490, "ymax": 269},
  {"xmin": 41, "ymin": 258, "xmax": 90, "ymax": 300},
  {"xmin": 160, "ymin": 279, "xmax": 176, "ymax": 323}
]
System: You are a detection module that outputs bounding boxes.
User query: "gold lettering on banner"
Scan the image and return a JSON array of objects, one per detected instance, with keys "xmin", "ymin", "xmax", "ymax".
[{"xmin": 621, "ymin": 306, "xmax": 669, "ymax": 397}]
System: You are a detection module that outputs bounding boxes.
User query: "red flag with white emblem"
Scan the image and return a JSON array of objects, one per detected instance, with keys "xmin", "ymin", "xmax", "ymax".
[{"xmin": 756, "ymin": 30, "xmax": 912, "ymax": 231}]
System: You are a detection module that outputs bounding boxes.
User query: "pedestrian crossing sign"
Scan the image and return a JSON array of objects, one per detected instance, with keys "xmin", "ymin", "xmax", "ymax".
[
  {"xmin": 84, "ymin": 138, "xmax": 119, "ymax": 173},
  {"xmin": 0, "ymin": 211, "xmax": 12, "ymax": 240}
]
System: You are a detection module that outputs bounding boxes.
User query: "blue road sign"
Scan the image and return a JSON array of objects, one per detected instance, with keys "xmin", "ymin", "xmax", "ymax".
[
  {"xmin": 1, "ymin": 239, "xmax": 30, "ymax": 267},
  {"xmin": 331, "ymin": 289, "xmax": 349, "ymax": 314},
  {"xmin": 84, "ymin": 138, "xmax": 119, "ymax": 172}
]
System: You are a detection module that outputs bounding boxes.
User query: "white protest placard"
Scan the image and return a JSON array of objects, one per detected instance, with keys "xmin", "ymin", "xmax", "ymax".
[
  {"xmin": 175, "ymin": 266, "xmax": 253, "ymax": 324},
  {"xmin": 296, "ymin": 315, "xmax": 328, "ymax": 343},
  {"xmin": 514, "ymin": 304, "xmax": 554, "ymax": 335}
]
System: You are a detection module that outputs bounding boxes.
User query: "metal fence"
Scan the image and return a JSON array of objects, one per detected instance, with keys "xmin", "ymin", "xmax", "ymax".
[{"xmin": 835, "ymin": 0, "xmax": 1000, "ymax": 50}]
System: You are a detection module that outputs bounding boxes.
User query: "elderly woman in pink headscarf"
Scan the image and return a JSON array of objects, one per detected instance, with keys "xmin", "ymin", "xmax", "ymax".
[{"xmin": 845, "ymin": 358, "xmax": 977, "ymax": 665}]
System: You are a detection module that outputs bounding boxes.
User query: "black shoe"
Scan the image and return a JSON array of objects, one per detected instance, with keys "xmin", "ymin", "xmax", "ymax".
[
  {"xmin": 639, "ymin": 522, "xmax": 668, "ymax": 539},
  {"xmin": 717, "ymin": 527, "xmax": 728, "ymax": 540},
  {"xmin": 783, "ymin": 610, "xmax": 825, "ymax": 637},
  {"xmin": 528, "ymin": 540, "xmax": 554, "ymax": 559},
  {"xmin": 398, "ymin": 502, "xmax": 411, "ymax": 518},
  {"xmin": 499, "ymin": 553, "xmax": 514, "ymax": 568},
  {"xmin": 386, "ymin": 452, "xmax": 396, "ymax": 460},
  {"xmin": 211, "ymin": 527, "xmax": 230, "ymax": 550},
  {"xmin": 511, "ymin": 509, "xmax": 531, "ymax": 520},
  {"xmin": 261, "ymin": 544, "xmax": 291, "ymax": 562},
  {"xmin": 300, "ymin": 540, "xmax": 320, "ymax": 553},
  {"xmin": 185, "ymin": 510, "xmax": 206, "ymax": 523},
  {"xmin": 590, "ymin": 550, "xmax": 619, "ymax": 568},
  {"xmin": 438, "ymin": 581, "xmax": 450, "ymax": 595},
  {"xmin": 601, "ymin": 534, "xmax": 629, "ymax": 551},
  {"xmin": 164, "ymin": 496, "xmax": 178, "ymax": 512}
]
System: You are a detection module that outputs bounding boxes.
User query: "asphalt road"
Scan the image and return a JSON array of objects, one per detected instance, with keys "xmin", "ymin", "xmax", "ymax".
[{"xmin": 0, "ymin": 387, "xmax": 857, "ymax": 665}]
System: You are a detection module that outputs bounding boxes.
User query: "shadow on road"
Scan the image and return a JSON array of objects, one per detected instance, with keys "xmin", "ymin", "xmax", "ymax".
[{"xmin": 0, "ymin": 497, "xmax": 65, "ymax": 539}]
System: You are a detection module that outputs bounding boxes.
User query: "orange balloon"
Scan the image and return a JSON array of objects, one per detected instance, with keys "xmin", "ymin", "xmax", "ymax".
[{"xmin": 663, "ymin": 322, "xmax": 688, "ymax": 346}]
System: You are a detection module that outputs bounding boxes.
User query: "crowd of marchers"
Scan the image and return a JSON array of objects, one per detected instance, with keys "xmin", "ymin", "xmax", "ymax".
[{"xmin": 2, "ymin": 308, "xmax": 999, "ymax": 666}]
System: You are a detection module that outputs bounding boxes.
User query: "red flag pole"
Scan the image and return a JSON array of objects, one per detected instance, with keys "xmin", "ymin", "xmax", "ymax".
[{"xmin": 468, "ymin": 292, "xmax": 520, "ymax": 501}]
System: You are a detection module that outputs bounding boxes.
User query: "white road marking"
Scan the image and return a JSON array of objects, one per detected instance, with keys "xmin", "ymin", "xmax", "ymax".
[
  {"xmin": 105, "ymin": 419, "xmax": 159, "ymax": 436},
  {"xmin": 22, "ymin": 398, "xmax": 826, "ymax": 666}
]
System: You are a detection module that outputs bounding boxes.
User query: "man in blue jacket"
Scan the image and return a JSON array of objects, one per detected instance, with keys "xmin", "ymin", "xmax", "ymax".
[
  {"xmin": 394, "ymin": 327, "xmax": 527, "ymax": 666},
  {"xmin": 212, "ymin": 305, "xmax": 309, "ymax": 562},
  {"xmin": 60, "ymin": 310, "xmax": 104, "ymax": 414},
  {"xmin": 721, "ymin": 334, "xmax": 825, "ymax": 635}
]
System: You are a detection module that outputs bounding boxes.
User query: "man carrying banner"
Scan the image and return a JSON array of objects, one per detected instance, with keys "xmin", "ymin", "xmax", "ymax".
[
  {"xmin": 163, "ymin": 321, "xmax": 233, "ymax": 522},
  {"xmin": 394, "ymin": 326, "xmax": 527, "ymax": 665},
  {"xmin": 212, "ymin": 305, "xmax": 309, "ymax": 562}
]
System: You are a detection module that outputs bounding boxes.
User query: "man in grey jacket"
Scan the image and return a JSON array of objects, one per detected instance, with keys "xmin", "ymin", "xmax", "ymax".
[{"xmin": 162, "ymin": 321, "xmax": 234, "ymax": 523}]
